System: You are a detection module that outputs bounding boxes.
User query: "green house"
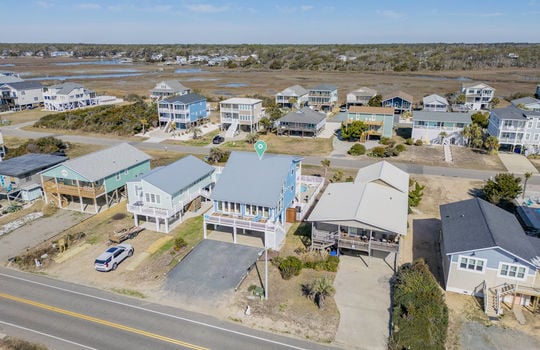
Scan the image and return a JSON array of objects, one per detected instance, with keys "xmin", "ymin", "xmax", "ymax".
[
  {"xmin": 41, "ymin": 143, "xmax": 151, "ymax": 213},
  {"xmin": 347, "ymin": 106, "xmax": 395, "ymax": 139}
]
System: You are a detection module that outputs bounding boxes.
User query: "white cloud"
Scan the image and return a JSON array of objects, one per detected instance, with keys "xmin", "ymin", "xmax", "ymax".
[
  {"xmin": 76, "ymin": 3, "xmax": 102, "ymax": 10},
  {"xmin": 300, "ymin": 5, "xmax": 313, "ymax": 12},
  {"xmin": 377, "ymin": 10, "xmax": 406, "ymax": 19},
  {"xmin": 276, "ymin": 5, "xmax": 297, "ymax": 14},
  {"xmin": 35, "ymin": 1, "xmax": 53, "ymax": 8},
  {"xmin": 185, "ymin": 4, "xmax": 229, "ymax": 13}
]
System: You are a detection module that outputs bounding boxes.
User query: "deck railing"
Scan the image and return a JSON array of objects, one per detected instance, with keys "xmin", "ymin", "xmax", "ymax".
[
  {"xmin": 43, "ymin": 180, "xmax": 105, "ymax": 198},
  {"xmin": 127, "ymin": 188, "xmax": 210, "ymax": 218},
  {"xmin": 204, "ymin": 210, "xmax": 281, "ymax": 233}
]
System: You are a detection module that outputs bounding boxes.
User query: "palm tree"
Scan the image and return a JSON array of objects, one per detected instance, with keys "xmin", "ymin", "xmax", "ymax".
[
  {"xmin": 140, "ymin": 118, "xmax": 149, "ymax": 135},
  {"xmin": 461, "ymin": 125, "xmax": 472, "ymax": 147},
  {"xmin": 189, "ymin": 125, "xmax": 202, "ymax": 139},
  {"xmin": 484, "ymin": 135, "xmax": 500, "ymax": 154},
  {"xmin": 523, "ymin": 171, "xmax": 533, "ymax": 199},
  {"xmin": 305, "ymin": 277, "xmax": 335, "ymax": 309},
  {"xmin": 168, "ymin": 122, "xmax": 177, "ymax": 137},
  {"xmin": 321, "ymin": 159, "xmax": 331, "ymax": 179}
]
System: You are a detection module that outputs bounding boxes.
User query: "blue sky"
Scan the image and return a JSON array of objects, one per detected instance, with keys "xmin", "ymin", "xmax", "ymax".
[{"xmin": 4, "ymin": 0, "xmax": 540, "ymax": 44}]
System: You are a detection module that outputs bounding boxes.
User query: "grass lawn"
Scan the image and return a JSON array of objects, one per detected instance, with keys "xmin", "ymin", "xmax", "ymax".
[
  {"xmin": 1, "ymin": 109, "xmax": 55, "ymax": 125},
  {"xmin": 154, "ymin": 216, "xmax": 204, "ymax": 263},
  {"xmin": 222, "ymin": 133, "xmax": 333, "ymax": 156},
  {"xmin": 23, "ymin": 125, "xmax": 146, "ymax": 142}
]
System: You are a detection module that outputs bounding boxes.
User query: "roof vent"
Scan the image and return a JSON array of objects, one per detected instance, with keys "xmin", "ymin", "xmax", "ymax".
[{"xmin": 460, "ymin": 214, "xmax": 465, "ymax": 217}]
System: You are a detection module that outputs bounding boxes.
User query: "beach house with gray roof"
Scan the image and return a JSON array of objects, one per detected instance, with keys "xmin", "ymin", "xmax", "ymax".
[
  {"xmin": 150, "ymin": 80, "xmax": 191, "ymax": 99},
  {"xmin": 346, "ymin": 87, "xmax": 377, "ymax": 107},
  {"xmin": 308, "ymin": 84, "xmax": 338, "ymax": 112},
  {"xmin": 203, "ymin": 151, "xmax": 316, "ymax": 250},
  {"xmin": 412, "ymin": 111, "xmax": 473, "ymax": 145},
  {"xmin": 423, "ymin": 94, "xmax": 449, "ymax": 112},
  {"xmin": 157, "ymin": 93, "xmax": 208, "ymax": 130},
  {"xmin": 42, "ymin": 82, "xmax": 97, "ymax": 111},
  {"xmin": 487, "ymin": 105, "xmax": 540, "ymax": 154},
  {"xmin": 41, "ymin": 143, "xmax": 151, "ymax": 213},
  {"xmin": 127, "ymin": 155, "xmax": 216, "ymax": 233},
  {"xmin": 0, "ymin": 81, "xmax": 43, "ymax": 111},
  {"xmin": 277, "ymin": 107, "xmax": 326, "ymax": 137},
  {"xmin": 440, "ymin": 198, "xmax": 540, "ymax": 316},
  {"xmin": 511, "ymin": 96, "xmax": 540, "ymax": 112},
  {"xmin": 308, "ymin": 161, "xmax": 409, "ymax": 269},
  {"xmin": 275, "ymin": 85, "xmax": 308, "ymax": 109}
]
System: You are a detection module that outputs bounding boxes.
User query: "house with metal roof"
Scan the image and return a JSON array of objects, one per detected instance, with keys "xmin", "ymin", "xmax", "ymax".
[
  {"xmin": 346, "ymin": 87, "xmax": 377, "ymax": 107},
  {"xmin": 423, "ymin": 94, "xmax": 449, "ymax": 112},
  {"xmin": 276, "ymin": 107, "xmax": 326, "ymax": 137},
  {"xmin": 0, "ymin": 153, "xmax": 67, "ymax": 201},
  {"xmin": 203, "ymin": 151, "xmax": 323, "ymax": 250},
  {"xmin": 308, "ymin": 161, "xmax": 409, "ymax": 269},
  {"xmin": 275, "ymin": 85, "xmax": 308, "ymax": 109},
  {"xmin": 440, "ymin": 198, "xmax": 540, "ymax": 317},
  {"xmin": 150, "ymin": 80, "xmax": 191, "ymax": 99},
  {"xmin": 0, "ymin": 81, "xmax": 43, "ymax": 111},
  {"xmin": 347, "ymin": 106, "xmax": 395, "ymax": 139},
  {"xmin": 382, "ymin": 91, "xmax": 413, "ymax": 122},
  {"xmin": 308, "ymin": 84, "xmax": 338, "ymax": 112},
  {"xmin": 157, "ymin": 93, "xmax": 208, "ymax": 131},
  {"xmin": 511, "ymin": 97, "xmax": 540, "ymax": 112},
  {"xmin": 219, "ymin": 98, "xmax": 263, "ymax": 138},
  {"xmin": 412, "ymin": 111, "xmax": 473, "ymax": 146},
  {"xmin": 461, "ymin": 82, "xmax": 495, "ymax": 111},
  {"xmin": 487, "ymin": 105, "xmax": 540, "ymax": 154},
  {"xmin": 127, "ymin": 155, "xmax": 217, "ymax": 233},
  {"xmin": 41, "ymin": 143, "xmax": 151, "ymax": 213},
  {"xmin": 42, "ymin": 82, "xmax": 97, "ymax": 111}
]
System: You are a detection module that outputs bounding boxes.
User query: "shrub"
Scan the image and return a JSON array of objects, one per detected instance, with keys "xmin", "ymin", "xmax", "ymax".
[
  {"xmin": 389, "ymin": 259, "xmax": 448, "ymax": 350},
  {"xmin": 303, "ymin": 255, "xmax": 339, "ymax": 272},
  {"xmin": 369, "ymin": 146, "xmax": 386, "ymax": 158},
  {"xmin": 325, "ymin": 255, "xmax": 340, "ymax": 272},
  {"xmin": 173, "ymin": 237, "xmax": 187, "ymax": 251},
  {"xmin": 395, "ymin": 144, "xmax": 406, "ymax": 153},
  {"xmin": 405, "ymin": 138, "xmax": 414, "ymax": 145},
  {"xmin": 278, "ymin": 256, "xmax": 303, "ymax": 279},
  {"xmin": 384, "ymin": 147, "xmax": 399, "ymax": 157},
  {"xmin": 379, "ymin": 137, "xmax": 396, "ymax": 147},
  {"xmin": 348, "ymin": 143, "xmax": 366, "ymax": 156},
  {"xmin": 414, "ymin": 139, "xmax": 423, "ymax": 146},
  {"xmin": 301, "ymin": 276, "xmax": 335, "ymax": 309}
]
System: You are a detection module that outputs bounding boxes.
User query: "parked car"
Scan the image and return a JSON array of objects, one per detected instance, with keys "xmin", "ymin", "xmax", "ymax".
[
  {"xmin": 94, "ymin": 244, "xmax": 134, "ymax": 272},
  {"xmin": 212, "ymin": 135, "xmax": 225, "ymax": 144},
  {"xmin": 340, "ymin": 106, "xmax": 348, "ymax": 112}
]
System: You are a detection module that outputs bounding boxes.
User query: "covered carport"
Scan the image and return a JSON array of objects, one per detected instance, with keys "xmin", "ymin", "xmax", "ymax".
[{"xmin": 165, "ymin": 240, "xmax": 263, "ymax": 300}]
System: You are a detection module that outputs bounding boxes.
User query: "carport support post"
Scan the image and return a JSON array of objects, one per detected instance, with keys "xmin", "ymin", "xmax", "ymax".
[{"xmin": 264, "ymin": 246, "xmax": 268, "ymax": 300}]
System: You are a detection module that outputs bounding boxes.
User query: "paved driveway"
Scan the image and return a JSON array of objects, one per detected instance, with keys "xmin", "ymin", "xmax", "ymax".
[
  {"xmin": 498, "ymin": 153, "xmax": 538, "ymax": 174},
  {"xmin": 165, "ymin": 240, "xmax": 263, "ymax": 301},
  {"xmin": 333, "ymin": 253, "xmax": 394, "ymax": 350}
]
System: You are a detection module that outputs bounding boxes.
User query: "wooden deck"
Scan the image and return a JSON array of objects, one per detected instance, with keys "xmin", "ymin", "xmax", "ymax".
[
  {"xmin": 312, "ymin": 230, "xmax": 400, "ymax": 254},
  {"xmin": 43, "ymin": 180, "xmax": 105, "ymax": 198}
]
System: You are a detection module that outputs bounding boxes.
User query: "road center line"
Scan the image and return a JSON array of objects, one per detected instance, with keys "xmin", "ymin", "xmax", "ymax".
[
  {"xmin": 0, "ymin": 320, "xmax": 98, "ymax": 350},
  {"xmin": 0, "ymin": 292, "xmax": 208, "ymax": 350},
  {"xmin": 0, "ymin": 271, "xmax": 312, "ymax": 350}
]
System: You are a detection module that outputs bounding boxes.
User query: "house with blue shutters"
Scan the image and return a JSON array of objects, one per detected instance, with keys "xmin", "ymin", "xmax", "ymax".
[
  {"xmin": 440, "ymin": 198, "xmax": 540, "ymax": 317},
  {"xmin": 41, "ymin": 143, "xmax": 151, "ymax": 213},
  {"xmin": 203, "ymin": 151, "xmax": 305, "ymax": 250},
  {"xmin": 127, "ymin": 155, "xmax": 217, "ymax": 233},
  {"xmin": 382, "ymin": 91, "xmax": 413, "ymax": 122},
  {"xmin": 157, "ymin": 93, "xmax": 208, "ymax": 130}
]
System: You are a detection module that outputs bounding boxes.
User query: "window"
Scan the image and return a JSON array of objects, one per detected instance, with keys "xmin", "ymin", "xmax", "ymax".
[
  {"xmin": 528, "ymin": 121, "xmax": 533, "ymax": 128},
  {"xmin": 535, "ymin": 134, "xmax": 540, "ymax": 141},
  {"xmin": 124, "ymin": 169, "xmax": 129, "ymax": 175},
  {"xmin": 458, "ymin": 256, "xmax": 485, "ymax": 273},
  {"xmin": 116, "ymin": 172, "xmax": 121, "ymax": 180},
  {"xmin": 499, "ymin": 262, "xmax": 527, "ymax": 279}
]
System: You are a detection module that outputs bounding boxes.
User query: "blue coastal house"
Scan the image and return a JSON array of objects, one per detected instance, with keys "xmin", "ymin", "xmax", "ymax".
[
  {"xmin": 203, "ymin": 151, "xmax": 303, "ymax": 250},
  {"xmin": 440, "ymin": 198, "xmax": 540, "ymax": 317},
  {"xmin": 382, "ymin": 91, "xmax": 413, "ymax": 122},
  {"xmin": 127, "ymin": 155, "xmax": 217, "ymax": 233},
  {"xmin": 157, "ymin": 93, "xmax": 207, "ymax": 130}
]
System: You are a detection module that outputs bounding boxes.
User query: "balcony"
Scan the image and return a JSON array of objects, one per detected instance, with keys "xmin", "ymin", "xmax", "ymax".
[
  {"xmin": 204, "ymin": 210, "xmax": 281, "ymax": 233},
  {"xmin": 127, "ymin": 188, "xmax": 211, "ymax": 218},
  {"xmin": 43, "ymin": 180, "xmax": 105, "ymax": 198},
  {"xmin": 312, "ymin": 227, "xmax": 400, "ymax": 253}
]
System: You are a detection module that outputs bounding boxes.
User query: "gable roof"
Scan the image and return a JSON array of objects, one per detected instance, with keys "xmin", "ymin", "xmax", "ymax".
[
  {"xmin": 348, "ymin": 87, "xmax": 377, "ymax": 97},
  {"xmin": 0, "ymin": 153, "xmax": 67, "ymax": 178},
  {"xmin": 491, "ymin": 105, "xmax": 540, "ymax": 120},
  {"xmin": 348, "ymin": 106, "xmax": 395, "ymax": 115},
  {"xmin": 462, "ymin": 82, "xmax": 493, "ymax": 90},
  {"xmin": 141, "ymin": 155, "xmax": 214, "ymax": 195},
  {"xmin": 220, "ymin": 97, "xmax": 261, "ymax": 105},
  {"xmin": 0, "ymin": 81, "xmax": 43, "ymax": 90},
  {"xmin": 60, "ymin": 143, "xmax": 150, "ymax": 181},
  {"xmin": 511, "ymin": 97, "xmax": 540, "ymax": 106},
  {"xmin": 413, "ymin": 111, "xmax": 473, "ymax": 123},
  {"xmin": 0, "ymin": 75, "xmax": 24, "ymax": 84},
  {"xmin": 277, "ymin": 85, "xmax": 308, "ymax": 97},
  {"xmin": 440, "ymin": 198, "xmax": 540, "ymax": 266},
  {"xmin": 210, "ymin": 151, "xmax": 300, "ymax": 207},
  {"xmin": 311, "ymin": 84, "xmax": 337, "ymax": 92},
  {"xmin": 382, "ymin": 91, "xmax": 413, "ymax": 103},
  {"xmin": 46, "ymin": 82, "xmax": 85, "ymax": 95},
  {"xmin": 354, "ymin": 161, "xmax": 409, "ymax": 193},
  {"xmin": 152, "ymin": 80, "xmax": 190, "ymax": 93},
  {"xmin": 423, "ymin": 94, "xmax": 449, "ymax": 106},
  {"xmin": 161, "ymin": 93, "xmax": 206, "ymax": 105},
  {"xmin": 278, "ymin": 107, "xmax": 326, "ymax": 124},
  {"xmin": 307, "ymin": 181, "xmax": 408, "ymax": 235}
]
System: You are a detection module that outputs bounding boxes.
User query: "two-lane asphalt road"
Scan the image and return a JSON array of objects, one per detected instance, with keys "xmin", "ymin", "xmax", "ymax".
[{"xmin": 0, "ymin": 268, "xmax": 337, "ymax": 350}]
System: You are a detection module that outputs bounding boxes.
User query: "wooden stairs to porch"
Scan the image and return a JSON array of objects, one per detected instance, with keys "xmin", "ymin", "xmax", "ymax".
[{"xmin": 311, "ymin": 231, "xmax": 337, "ymax": 251}]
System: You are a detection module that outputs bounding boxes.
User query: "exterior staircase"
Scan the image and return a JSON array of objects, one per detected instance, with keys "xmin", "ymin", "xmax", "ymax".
[
  {"xmin": 225, "ymin": 120, "xmax": 239, "ymax": 138},
  {"xmin": 443, "ymin": 143, "xmax": 453, "ymax": 163},
  {"xmin": 163, "ymin": 119, "xmax": 172, "ymax": 132},
  {"xmin": 311, "ymin": 231, "xmax": 338, "ymax": 251}
]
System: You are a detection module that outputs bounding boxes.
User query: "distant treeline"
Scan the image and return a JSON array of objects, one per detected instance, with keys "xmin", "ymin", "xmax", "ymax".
[{"xmin": 1, "ymin": 43, "xmax": 539, "ymax": 71}]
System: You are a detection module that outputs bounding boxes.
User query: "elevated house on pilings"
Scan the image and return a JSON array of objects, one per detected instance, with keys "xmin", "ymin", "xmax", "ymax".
[
  {"xmin": 41, "ymin": 143, "xmax": 151, "ymax": 213},
  {"xmin": 307, "ymin": 161, "xmax": 409, "ymax": 271}
]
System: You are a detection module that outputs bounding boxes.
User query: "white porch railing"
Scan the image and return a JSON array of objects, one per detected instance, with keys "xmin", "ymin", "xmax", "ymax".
[
  {"xmin": 204, "ymin": 210, "xmax": 281, "ymax": 233},
  {"xmin": 294, "ymin": 175, "xmax": 325, "ymax": 221},
  {"xmin": 127, "ymin": 188, "xmax": 210, "ymax": 218}
]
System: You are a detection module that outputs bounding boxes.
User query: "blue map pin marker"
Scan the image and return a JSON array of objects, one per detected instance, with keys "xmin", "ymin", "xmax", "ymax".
[{"xmin": 254, "ymin": 140, "xmax": 267, "ymax": 160}]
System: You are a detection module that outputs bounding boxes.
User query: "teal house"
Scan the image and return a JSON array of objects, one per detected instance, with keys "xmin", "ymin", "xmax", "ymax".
[
  {"xmin": 41, "ymin": 143, "xmax": 151, "ymax": 213},
  {"xmin": 347, "ymin": 106, "xmax": 395, "ymax": 140}
]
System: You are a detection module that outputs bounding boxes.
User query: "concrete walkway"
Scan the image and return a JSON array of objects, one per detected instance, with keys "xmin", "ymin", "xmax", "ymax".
[
  {"xmin": 498, "ymin": 153, "xmax": 538, "ymax": 174},
  {"xmin": 333, "ymin": 254, "xmax": 394, "ymax": 350}
]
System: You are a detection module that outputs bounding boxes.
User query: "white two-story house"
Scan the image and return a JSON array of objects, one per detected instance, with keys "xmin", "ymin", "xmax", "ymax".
[
  {"xmin": 423, "ymin": 94, "xmax": 449, "ymax": 112},
  {"xmin": 308, "ymin": 84, "xmax": 338, "ymax": 112},
  {"xmin": 150, "ymin": 80, "xmax": 191, "ymax": 100},
  {"xmin": 220, "ymin": 98, "xmax": 263, "ymax": 137},
  {"xmin": 487, "ymin": 105, "xmax": 540, "ymax": 154},
  {"xmin": 275, "ymin": 85, "xmax": 308, "ymax": 109},
  {"xmin": 346, "ymin": 87, "xmax": 377, "ymax": 108},
  {"xmin": 461, "ymin": 82, "xmax": 495, "ymax": 111},
  {"xmin": 42, "ymin": 82, "xmax": 97, "ymax": 111},
  {"xmin": 0, "ymin": 81, "xmax": 43, "ymax": 111}
]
